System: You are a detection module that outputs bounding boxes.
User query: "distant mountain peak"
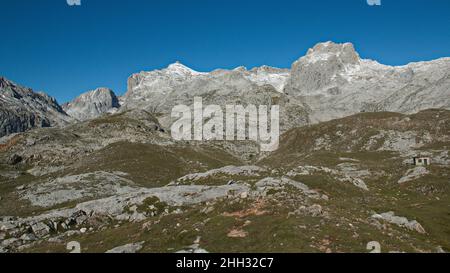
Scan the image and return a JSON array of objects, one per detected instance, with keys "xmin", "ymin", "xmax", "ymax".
[
  {"xmin": 63, "ymin": 87, "xmax": 120, "ymax": 121},
  {"xmin": 166, "ymin": 62, "xmax": 204, "ymax": 76},
  {"xmin": 233, "ymin": 66, "xmax": 248, "ymax": 72},
  {"xmin": 302, "ymin": 41, "xmax": 361, "ymax": 65},
  {"xmin": 77, "ymin": 87, "xmax": 115, "ymax": 99},
  {"xmin": 0, "ymin": 76, "xmax": 71, "ymax": 137},
  {"xmin": 0, "ymin": 76, "xmax": 15, "ymax": 89}
]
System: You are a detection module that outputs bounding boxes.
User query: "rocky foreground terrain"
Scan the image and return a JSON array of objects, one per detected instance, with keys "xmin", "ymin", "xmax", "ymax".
[
  {"xmin": 0, "ymin": 42, "xmax": 449, "ymax": 253},
  {"xmin": 0, "ymin": 108, "xmax": 448, "ymax": 253}
]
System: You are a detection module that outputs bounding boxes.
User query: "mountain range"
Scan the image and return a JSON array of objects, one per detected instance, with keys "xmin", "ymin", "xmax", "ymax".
[
  {"xmin": 0, "ymin": 42, "xmax": 449, "ymax": 253},
  {"xmin": 1, "ymin": 41, "xmax": 449, "ymax": 137}
]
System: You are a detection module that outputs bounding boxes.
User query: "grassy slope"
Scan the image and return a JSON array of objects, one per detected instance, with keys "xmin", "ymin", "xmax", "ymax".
[{"xmin": 2, "ymin": 110, "xmax": 450, "ymax": 253}]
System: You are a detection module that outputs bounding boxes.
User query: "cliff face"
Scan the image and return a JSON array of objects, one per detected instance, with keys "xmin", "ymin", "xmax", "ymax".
[
  {"xmin": 62, "ymin": 88, "xmax": 120, "ymax": 121},
  {"xmin": 284, "ymin": 42, "xmax": 450, "ymax": 122},
  {"xmin": 0, "ymin": 77, "xmax": 72, "ymax": 138},
  {"xmin": 2, "ymin": 41, "xmax": 450, "ymax": 138}
]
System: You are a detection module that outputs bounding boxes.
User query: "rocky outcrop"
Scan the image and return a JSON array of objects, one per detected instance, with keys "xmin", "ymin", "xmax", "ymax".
[
  {"xmin": 121, "ymin": 62, "xmax": 309, "ymax": 132},
  {"xmin": 0, "ymin": 77, "xmax": 72, "ymax": 137},
  {"xmin": 105, "ymin": 242, "xmax": 145, "ymax": 253},
  {"xmin": 63, "ymin": 88, "xmax": 120, "ymax": 121},
  {"xmin": 371, "ymin": 212, "xmax": 426, "ymax": 234},
  {"xmin": 286, "ymin": 42, "xmax": 361, "ymax": 94},
  {"xmin": 119, "ymin": 41, "xmax": 450, "ymax": 132},
  {"xmin": 285, "ymin": 41, "xmax": 450, "ymax": 123},
  {"xmin": 286, "ymin": 165, "xmax": 369, "ymax": 191},
  {"xmin": 174, "ymin": 166, "xmax": 266, "ymax": 184},
  {"xmin": 2, "ymin": 41, "xmax": 449, "ymax": 138},
  {"xmin": 242, "ymin": 65, "xmax": 290, "ymax": 92},
  {"xmin": 398, "ymin": 167, "xmax": 430, "ymax": 184}
]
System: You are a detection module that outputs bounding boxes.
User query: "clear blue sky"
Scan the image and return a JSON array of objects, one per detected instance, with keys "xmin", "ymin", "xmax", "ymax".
[{"xmin": 1, "ymin": 0, "xmax": 449, "ymax": 103}]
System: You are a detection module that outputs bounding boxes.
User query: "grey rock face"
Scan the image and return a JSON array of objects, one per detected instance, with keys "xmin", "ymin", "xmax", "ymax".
[
  {"xmin": 63, "ymin": 88, "xmax": 120, "ymax": 121},
  {"xmin": 7, "ymin": 154, "xmax": 23, "ymax": 165},
  {"xmin": 285, "ymin": 41, "xmax": 450, "ymax": 123},
  {"xmin": 105, "ymin": 241, "xmax": 145, "ymax": 253},
  {"xmin": 120, "ymin": 42, "xmax": 450, "ymax": 133},
  {"xmin": 20, "ymin": 171, "xmax": 138, "ymax": 207},
  {"xmin": 287, "ymin": 42, "xmax": 361, "ymax": 93},
  {"xmin": 2, "ymin": 41, "xmax": 448, "ymax": 139},
  {"xmin": 121, "ymin": 62, "xmax": 309, "ymax": 132},
  {"xmin": 243, "ymin": 65, "xmax": 290, "ymax": 92},
  {"xmin": 0, "ymin": 77, "xmax": 72, "ymax": 137},
  {"xmin": 3, "ymin": 182, "xmax": 250, "ymax": 242},
  {"xmin": 30, "ymin": 222, "xmax": 52, "ymax": 237},
  {"xmin": 372, "ymin": 212, "xmax": 426, "ymax": 234}
]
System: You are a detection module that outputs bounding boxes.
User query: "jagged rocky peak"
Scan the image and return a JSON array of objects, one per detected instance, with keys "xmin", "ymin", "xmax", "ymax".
[
  {"xmin": 249, "ymin": 65, "xmax": 290, "ymax": 74},
  {"xmin": 245, "ymin": 65, "xmax": 290, "ymax": 92},
  {"xmin": 0, "ymin": 76, "xmax": 71, "ymax": 137},
  {"xmin": 286, "ymin": 41, "xmax": 362, "ymax": 94},
  {"xmin": 233, "ymin": 66, "xmax": 247, "ymax": 72},
  {"xmin": 1, "ymin": 77, "xmax": 58, "ymax": 105},
  {"xmin": 63, "ymin": 87, "xmax": 120, "ymax": 121},
  {"xmin": 121, "ymin": 41, "xmax": 449, "ymax": 124},
  {"xmin": 304, "ymin": 41, "xmax": 361, "ymax": 65},
  {"xmin": 0, "ymin": 77, "xmax": 25, "ymax": 98},
  {"xmin": 165, "ymin": 61, "xmax": 204, "ymax": 76},
  {"xmin": 284, "ymin": 41, "xmax": 450, "ymax": 123},
  {"xmin": 0, "ymin": 76, "xmax": 13, "ymax": 88},
  {"xmin": 126, "ymin": 61, "xmax": 205, "ymax": 96}
]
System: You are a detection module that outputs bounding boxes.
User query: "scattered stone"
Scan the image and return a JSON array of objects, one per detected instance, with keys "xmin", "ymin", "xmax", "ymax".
[
  {"xmin": 306, "ymin": 204, "xmax": 324, "ymax": 217},
  {"xmin": 176, "ymin": 237, "xmax": 210, "ymax": 253},
  {"xmin": 286, "ymin": 165, "xmax": 369, "ymax": 191},
  {"xmin": 31, "ymin": 222, "xmax": 52, "ymax": 237},
  {"xmin": 105, "ymin": 241, "xmax": 145, "ymax": 253},
  {"xmin": 66, "ymin": 230, "xmax": 81, "ymax": 237},
  {"xmin": 49, "ymin": 221, "xmax": 58, "ymax": 231},
  {"xmin": 20, "ymin": 233, "xmax": 37, "ymax": 241},
  {"xmin": 1, "ymin": 238, "xmax": 19, "ymax": 247},
  {"xmin": 240, "ymin": 192, "xmax": 249, "ymax": 199},
  {"xmin": 201, "ymin": 206, "xmax": 214, "ymax": 214},
  {"xmin": 128, "ymin": 212, "xmax": 147, "ymax": 222},
  {"xmin": 255, "ymin": 177, "xmax": 325, "ymax": 199},
  {"xmin": 436, "ymin": 246, "xmax": 446, "ymax": 253},
  {"xmin": 7, "ymin": 154, "xmax": 23, "ymax": 165},
  {"xmin": 61, "ymin": 223, "xmax": 69, "ymax": 230},
  {"xmin": 16, "ymin": 185, "xmax": 27, "ymax": 191},
  {"xmin": 20, "ymin": 172, "xmax": 138, "ymax": 207},
  {"xmin": 290, "ymin": 204, "xmax": 326, "ymax": 218},
  {"xmin": 71, "ymin": 210, "xmax": 88, "ymax": 226},
  {"xmin": 176, "ymin": 248, "xmax": 209, "ymax": 254},
  {"xmin": 48, "ymin": 237, "xmax": 64, "ymax": 244},
  {"xmin": 227, "ymin": 229, "xmax": 248, "ymax": 238},
  {"xmin": 398, "ymin": 167, "xmax": 429, "ymax": 184},
  {"xmin": 0, "ymin": 222, "xmax": 15, "ymax": 232},
  {"xmin": 368, "ymin": 218, "xmax": 385, "ymax": 230},
  {"xmin": 176, "ymin": 166, "xmax": 266, "ymax": 183},
  {"xmin": 371, "ymin": 212, "xmax": 426, "ymax": 234},
  {"xmin": 80, "ymin": 228, "xmax": 87, "ymax": 234}
]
